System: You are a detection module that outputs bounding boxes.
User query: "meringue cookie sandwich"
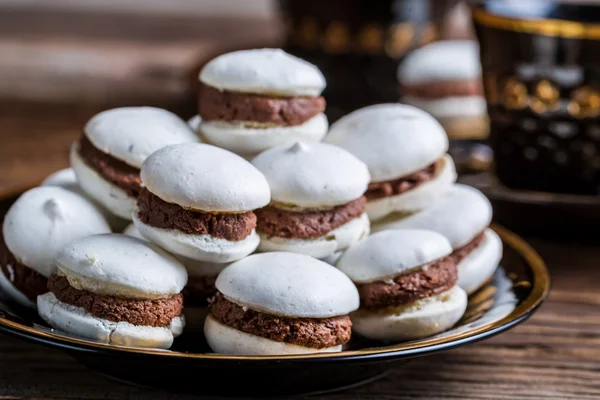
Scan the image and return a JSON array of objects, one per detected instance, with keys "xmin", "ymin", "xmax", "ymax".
[
  {"xmin": 132, "ymin": 143, "xmax": 271, "ymax": 263},
  {"xmin": 70, "ymin": 106, "xmax": 198, "ymax": 220},
  {"xmin": 37, "ymin": 233, "xmax": 187, "ymax": 349},
  {"xmin": 398, "ymin": 40, "xmax": 488, "ymax": 140},
  {"xmin": 252, "ymin": 141, "xmax": 371, "ymax": 259},
  {"xmin": 337, "ymin": 229, "xmax": 467, "ymax": 341},
  {"xmin": 0, "ymin": 186, "xmax": 110, "ymax": 308},
  {"xmin": 325, "ymin": 103, "xmax": 457, "ymax": 223},
  {"xmin": 197, "ymin": 48, "xmax": 328, "ymax": 158},
  {"xmin": 373, "ymin": 184, "xmax": 502, "ymax": 295},
  {"xmin": 204, "ymin": 252, "xmax": 359, "ymax": 355}
]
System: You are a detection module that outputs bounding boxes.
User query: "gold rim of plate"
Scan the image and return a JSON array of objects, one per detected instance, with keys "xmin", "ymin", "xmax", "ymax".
[{"xmin": 0, "ymin": 223, "xmax": 550, "ymax": 360}]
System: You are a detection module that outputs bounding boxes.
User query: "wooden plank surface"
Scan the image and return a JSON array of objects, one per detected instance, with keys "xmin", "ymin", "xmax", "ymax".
[{"xmin": 0, "ymin": 238, "xmax": 598, "ymax": 399}]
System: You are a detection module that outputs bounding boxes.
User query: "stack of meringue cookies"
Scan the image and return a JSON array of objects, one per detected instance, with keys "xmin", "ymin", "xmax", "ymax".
[{"xmin": 0, "ymin": 48, "xmax": 502, "ymax": 355}]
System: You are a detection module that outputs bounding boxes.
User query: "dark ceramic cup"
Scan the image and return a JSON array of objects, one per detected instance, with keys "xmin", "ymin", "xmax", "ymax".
[
  {"xmin": 276, "ymin": 0, "xmax": 459, "ymax": 123},
  {"xmin": 472, "ymin": 1, "xmax": 600, "ymax": 195}
]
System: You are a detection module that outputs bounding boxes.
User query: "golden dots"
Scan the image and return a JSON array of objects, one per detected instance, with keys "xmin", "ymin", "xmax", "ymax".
[
  {"xmin": 530, "ymin": 80, "xmax": 560, "ymax": 113},
  {"xmin": 502, "ymin": 77, "xmax": 529, "ymax": 110},
  {"xmin": 419, "ymin": 22, "xmax": 438, "ymax": 46},
  {"xmin": 385, "ymin": 22, "xmax": 414, "ymax": 58},
  {"xmin": 322, "ymin": 21, "xmax": 351, "ymax": 53},
  {"xmin": 568, "ymin": 86, "xmax": 600, "ymax": 119},
  {"xmin": 297, "ymin": 17, "xmax": 320, "ymax": 49},
  {"xmin": 356, "ymin": 23, "xmax": 384, "ymax": 54}
]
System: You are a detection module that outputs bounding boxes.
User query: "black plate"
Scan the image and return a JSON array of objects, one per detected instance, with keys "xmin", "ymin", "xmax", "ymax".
[{"xmin": 0, "ymin": 221, "xmax": 549, "ymax": 397}]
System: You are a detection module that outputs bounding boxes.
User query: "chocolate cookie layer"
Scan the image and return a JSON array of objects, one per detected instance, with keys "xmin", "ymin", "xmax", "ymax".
[
  {"xmin": 366, "ymin": 162, "xmax": 438, "ymax": 201},
  {"xmin": 198, "ymin": 83, "xmax": 325, "ymax": 126},
  {"xmin": 401, "ymin": 79, "xmax": 483, "ymax": 99},
  {"xmin": 255, "ymin": 196, "xmax": 366, "ymax": 239},
  {"xmin": 137, "ymin": 188, "xmax": 256, "ymax": 242},
  {"xmin": 210, "ymin": 294, "xmax": 352, "ymax": 349},
  {"xmin": 182, "ymin": 275, "xmax": 217, "ymax": 307},
  {"xmin": 0, "ymin": 235, "xmax": 47, "ymax": 301},
  {"xmin": 356, "ymin": 256, "xmax": 457, "ymax": 311},
  {"xmin": 78, "ymin": 135, "xmax": 142, "ymax": 197},
  {"xmin": 48, "ymin": 274, "xmax": 183, "ymax": 327},
  {"xmin": 450, "ymin": 231, "xmax": 486, "ymax": 265}
]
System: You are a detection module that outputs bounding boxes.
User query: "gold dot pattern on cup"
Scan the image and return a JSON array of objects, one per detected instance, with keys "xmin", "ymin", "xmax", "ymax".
[
  {"xmin": 549, "ymin": 121, "xmax": 577, "ymax": 139},
  {"xmin": 554, "ymin": 150, "xmax": 569, "ymax": 165},
  {"xmin": 297, "ymin": 17, "xmax": 320, "ymax": 49},
  {"xmin": 568, "ymin": 86, "xmax": 600, "ymax": 119},
  {"xmin": 587, "ymin": 125, "xmax": 600, "ymax": 140},
  {"xmin": 322, "ymin": 20, "xmax": 351, "ymax": 53},
  {"xmin": 520, "ymin": 118, "xmax": 537, "ymax": 132},
  {"xmin": 502, "ymin": 77, "xmax": 528, "ymax": 110},
  {"xmin": 537, "ymin": 136, "xmax": 557, "ymax": 150},
  {"xmin": 530, "ymin": 80, "xmax": 561, "ymax": 114},
  {"xmin": 523, "ymin": 147, "xmax": 538, "ymax": 161},
  {"xmin": 385, "ymin": 22, "xmax": 415, "ymax": 58},
  {"xmin": 356, "ymin": 23, "xmax": 384, "ymax": 54}
]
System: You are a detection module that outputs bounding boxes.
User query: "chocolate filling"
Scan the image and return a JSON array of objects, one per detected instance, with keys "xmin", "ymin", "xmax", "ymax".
[
  {"xmin": 78, "ymin": 135, "xmax": 142, "ymax": 197},
  {"xmin": 356, "ymin": 256, "xmax": 457, "ymax": 311},
  {"xmin": 255, "ymin": 196, "xmax": 366, "ymax": 239},
  {"xmin": 365, "ymin": 162, "xmax": 438, "ymax": 201},
  {"xmin": 137, "ymin": 188, "xmax": 256, "ymax": 242},
  {"xmin": 450, "ymin": 231, "xmax": 486, "ymax": 265},
  {"xmin": 210, "ymin": 294, "xmax": 352, "ymax": 349},
  {"xmin": 198, "ymin": 83, "xmax": 325, "ymax": 126},
  {"xmin": 401, "ymin": 79, "xmax": 484, "ymax": 99},
  {"xmin": 48, "ymin": 274, "xmax": 183, "ymax": 327},
  {"xmin": 182, "ymin": 275, "xmax": 217, "ymax": 308},
  {"xmin": 0, "ymin": 234, "xmax": 47, "ymax": 301}
]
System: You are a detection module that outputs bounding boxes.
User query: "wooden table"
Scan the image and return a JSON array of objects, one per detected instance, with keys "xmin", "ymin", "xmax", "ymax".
[{"xmin": 1, "ymin": 7, "xmax": 599, "ymax": 400}]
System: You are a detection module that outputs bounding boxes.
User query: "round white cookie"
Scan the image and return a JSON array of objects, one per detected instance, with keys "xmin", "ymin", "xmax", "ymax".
[
  {"xmin": 140, "ymin": 143, "xmax": 270, "ymax": 212},
  {"xmin": 458, "ymin": 228, "xmax": 502, "ymax": 295},
  {"xmin": 397, "ymin": 40, "xmax": 481, "ymax": 85},
  {"xmin": 41, "ymin": 168, "xmax": 80, "ymax": 193},
  {"xmin": 2, "ymin": 186, "xmax": 111, "ymax": 278},
  {"xmin": 199, "ymin": 113, "xmax": 328, "ymax": 157},
  {"xmin": 215, "ymin": 252, "xmax": 359, "ymax": 318},
  {"xmin": 37, "ymin": 292, "xmax": 184, "ymax": 349},
  {"xmin": 205, "ymin": 252, "xmax": 359, "ymax": 354},
  {"xmin": 55, "ymin": 233, "xmax": 187, "ymax": 300},
  {"xmin": 257, "ymin": 213, "xmax": 370, "ymax": 259},
  {"xmin": 132, "ymin": 213, "xmax": 260, "ymax": 263},
  {"xmin": 372, "ymin": 183, "xmax": 493, "ymax": 249},
  {"xmin": 84, "ymin": 106, "xmax": 198, "ymax": 169},
  {"xmin": 42, "ymin": 167, "xmax": 129, "ymax": 231},
  {"xmin": 325, "ymin": 103, "xmax": 449, "ymax": 182},
  {"xmin": 365, "ymin": 154, "xmax": 457, "ymax": 222},
  {"xmin": 204, "ymin": 315, "xmax": 342, "ymax": 355},
  {"xmin": 70, "ymin": 143, "xmax": 136, "ymax": 220},
  {"xmin": 336, "ymin": 229, "xmax": 453, "ymax": 283},
  {"xmin": 199, "ymin": 48, "xmax": 326, "ymax": 97},
  {"xmin": 351, "ymin": 286, "xmax": 467, "ymax": 341},
  {"xmin": 123, "ymin": 223, "xmax": 230, "ymax": 276},
  {"xmin": 252, "ymin": 141, "xmax": 370, "ymax": 208},
  {"xmin": 187, "ymin": 115, "xmax": 202, "ymax": 132}
]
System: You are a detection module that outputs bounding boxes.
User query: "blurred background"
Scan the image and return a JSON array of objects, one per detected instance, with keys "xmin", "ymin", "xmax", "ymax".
[
  {"xmin": 0, "ymin": 0, "xmax": 471, "ymax": 188},
  {"xmin": 1, "ymin": 0, "xmax": 599, "ymax": 236}
]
